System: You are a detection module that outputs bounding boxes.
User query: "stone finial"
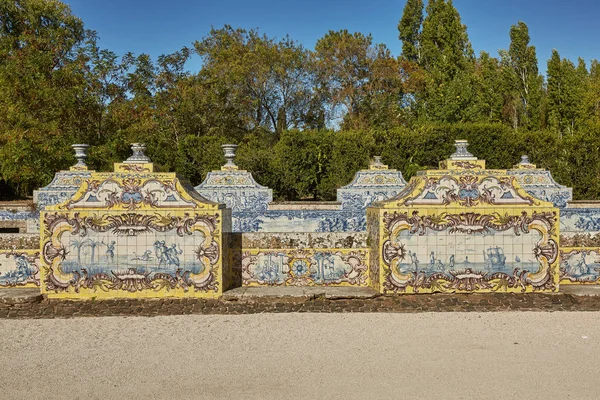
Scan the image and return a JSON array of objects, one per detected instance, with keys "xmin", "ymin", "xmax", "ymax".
[
  {"xmin": 124, "ymin": 143, "xmax": 151, "ymax": 164},
  {"xmin": 515, "ymin": 154, "xmax": 536, "ymax": 169},
  {"xmin": 450, "ymin": 139, "xmax": 476, "ymax": 160},
  {"xmin": 369, "ymin": 156, "xmax": 388, "ymax": 170},
  {"xmin": 71, "ymin": 144, "xmax": 89, "ymax": 169},
  {"xmin": 221, "ymin": 144, "xmax": 239, "ymax": 170}
]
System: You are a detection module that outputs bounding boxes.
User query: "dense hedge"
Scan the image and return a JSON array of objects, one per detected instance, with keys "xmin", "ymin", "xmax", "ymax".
[
  {"xmin": 127, "ymin": 123, "xmax": 596, "ymax": 202},
  {"xmin": 9, "ymin": 122, "xmax": 596, "ymax": 202}
]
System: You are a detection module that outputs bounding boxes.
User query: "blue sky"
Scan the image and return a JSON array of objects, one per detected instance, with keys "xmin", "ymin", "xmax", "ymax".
[{"xmin": 65, "ymin": 0, "xmax": 600, "ymax": 74}]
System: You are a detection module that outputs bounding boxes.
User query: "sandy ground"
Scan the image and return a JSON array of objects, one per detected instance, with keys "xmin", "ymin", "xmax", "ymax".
[{"xmin": 0, "ymin": 312, "xmax": 599, "ymax": 400}]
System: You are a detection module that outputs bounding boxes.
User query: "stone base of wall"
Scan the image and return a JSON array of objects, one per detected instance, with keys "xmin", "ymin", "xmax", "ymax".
[{"xmin": 2, "ymin": 291, "xmax": 600, "ymax": 318}]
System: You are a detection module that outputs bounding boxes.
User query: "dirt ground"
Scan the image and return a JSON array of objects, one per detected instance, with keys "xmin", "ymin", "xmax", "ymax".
[{"xmin": 0, "ymin": 312, "xmax": 598, "ymax": 399}]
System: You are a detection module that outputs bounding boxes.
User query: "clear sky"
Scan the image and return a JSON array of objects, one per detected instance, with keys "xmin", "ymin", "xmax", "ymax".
[{"xmin": 64, "ymin": 0, "xmax": 600, "ymax": 75}]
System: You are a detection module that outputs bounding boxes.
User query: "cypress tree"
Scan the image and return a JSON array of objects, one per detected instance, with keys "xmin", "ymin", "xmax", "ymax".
[{"xmin": 398, "ymin": 0, "xmax": 423, "ymax": 63}]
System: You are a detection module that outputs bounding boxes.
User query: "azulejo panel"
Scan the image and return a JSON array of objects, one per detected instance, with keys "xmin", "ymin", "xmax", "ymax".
[
  {"xmin": 559, "ymin": 247, "xmax": 600, "ymax": 284},
  {"xmin": 41, "ymin": 210, "xmax": 223, "ymax": 299},
  {"xmin": 369, "ymin": 143, "xmax": 560, "ymax": 294},
  {"xmin": 378, "ymin": 209, "xmax": 559, "ymax": 294},
  {"xmin": 0, "ymin": 249, "xmax": 40, "ymax": 288},
  {"xmin": 40, "ymin": 151, "xmax": 227, "ymax": 299},
  {"xmin": 240, "ymin": 248, "xmax": 369, "ymax": 287}
]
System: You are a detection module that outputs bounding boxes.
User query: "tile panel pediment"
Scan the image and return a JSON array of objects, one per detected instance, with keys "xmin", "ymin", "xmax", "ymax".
[
  {"xmin": 379, "ymin": 173, "xmax": 550, "ymax": 209},
  {"xmin": 50, "ymin": 173, "xmax": 220, "ymax": 212}
]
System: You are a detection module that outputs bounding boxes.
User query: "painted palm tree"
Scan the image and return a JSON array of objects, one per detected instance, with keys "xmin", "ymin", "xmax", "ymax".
[
  {"xmin": 69, "ymin": 240, "xmax": 84, "ymax": 265},
  {"xmin": 81, "ymin": 239, "xmax": 104, "ymax": 265}
]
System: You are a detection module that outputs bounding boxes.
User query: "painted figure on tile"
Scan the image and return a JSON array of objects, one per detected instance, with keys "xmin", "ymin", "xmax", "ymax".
[
  {"xmin": 429, "ymin": 251, "xmax": 435, "ymax": 270},
  {"xmin": 153, "ymin": 241, "xmax": 183, "ymax": 268},
  {"xmin": 448, "ymin": 255, "xmax": 455, "ymax": 270},
  {"xmin": 565, "ymin": 252, "xmax": 593, "ymax": 278},
  {"xmin": 0, "ymin": 252, "xmax": 38, "ymax": 286},
  {"xmin": 14, "ymin": 255, "xmax": 31, "ymax": 277},
  {"xmin": 436, "ymin": 259, "xmax": 444, "ymax": 270},
  {"xmin": 167, "ymin": 244, "xmax": 183, "ymax": 267},
  {"xmin": 154, "ymin": 241, "xmax": 167, "ymax": 267},
  {"xmin": 105, "ymin": 241, "xmax": 116, "ymax": 263},
  {"xmin": 326, "ymin": 258, "xmax": 337, "ymax": 278},
  {"xmin": 258, "ymin": 256, "xmax": 279, "ymax": 283},
  {"xmin": 132, "ymin": 250, "xmax": 153, "ymax": 261},
  {"xmin": 410, "ymin": 251, "xmax": 419, "ymax": 272}
]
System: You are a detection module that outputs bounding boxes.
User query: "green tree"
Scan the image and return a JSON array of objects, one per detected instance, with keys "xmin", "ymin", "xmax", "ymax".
[
  {"xmin": 584, "ymin": 59, "xmax": 600, "ymax": 125},
  {"xmin": 195, "ymin": 26, "xmax": 313, "ymax": 135},
  {"xmin": 498, "ymin": 22, "xmax": 543, "ymax": 129},
  {"xmin": 314, "ymin": 29, "xmax": 403, "ymax": 129},
  {"xmin": 416, "ymin": 0, "xmax": 478, "ymax": 123},
  {"xmin": 398, "ymin": 0, "xmax": 423, "ymax": 63},
  {"xmin": 475, "ymin": 52, "xmax": 504, "ymax": 122},
  {"xmin": 547, "ymin": 50, "xmax": 585, "ymax": 136},
  {"xmin": 0, "ymin": 0, "xmax": 99, "ymax": 196}
]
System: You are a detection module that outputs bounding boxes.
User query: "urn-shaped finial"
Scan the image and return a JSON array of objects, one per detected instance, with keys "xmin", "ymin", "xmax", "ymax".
[
  {"xmin": 71, "ymin": 144, "xmax": 89, "ymax": 169},
  {"xmin": 520, "ymin": 155, "xmax": 531, "ymax": 164},
  {"xmin": 124, "ymin": 143, "xmax": 151, "ymax": 163},
  {"xmin": 369, "ymin": 155, "xmax": 388, "ymax": 170},
  {"xmin": 450, "ymin": 139, "xmax": 476, "ymax": 160},
  {"xmin": 222, "ymin": 144, "xmax": 238, "ymax": 170}
]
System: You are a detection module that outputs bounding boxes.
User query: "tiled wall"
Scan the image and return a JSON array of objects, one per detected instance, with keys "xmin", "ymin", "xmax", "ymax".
[
  {"xmin": 559, "ymin": 206, "xmax": 600, "ymax": 284},
  {"xmin": 196, "ymin": 159, "xmax": 407, "ymax": 233},
  {"xmin": 40, "ymin": 161, "xmax": 229, "ymax": 299},
  {"xmin": 8, "ymin": 142, "xmax": 600, "ymax": 294}
]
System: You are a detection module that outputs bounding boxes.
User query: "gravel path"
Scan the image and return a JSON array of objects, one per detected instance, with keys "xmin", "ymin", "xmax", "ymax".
[{"xmin": 0, "ymin": 312, "xmax": 598, "ymax": 399}]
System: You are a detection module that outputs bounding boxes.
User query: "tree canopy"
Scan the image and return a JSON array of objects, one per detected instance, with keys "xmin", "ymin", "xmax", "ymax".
[{"xmin": 1, "ymin": 0, "xmax": 600, "ymax": 201}]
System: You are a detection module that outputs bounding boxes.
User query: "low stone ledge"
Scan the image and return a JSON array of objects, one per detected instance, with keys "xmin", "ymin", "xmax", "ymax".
[
  {"xmin": 1, "ymin": 292, "xmax": 600, "ymax": 318},
  {"xmin": 0, "ymin": 288, "xmax": 43, "ymax": 305}
]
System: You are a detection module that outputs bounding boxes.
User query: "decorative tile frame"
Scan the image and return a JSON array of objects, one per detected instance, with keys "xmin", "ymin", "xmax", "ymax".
[
  {"xmin": 367, "ymin": 142, "xmax": 560, "ymax": 294},
  {"xmin": 40, "ymin": 154, "xmax": 230, "ymax": 300}
]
